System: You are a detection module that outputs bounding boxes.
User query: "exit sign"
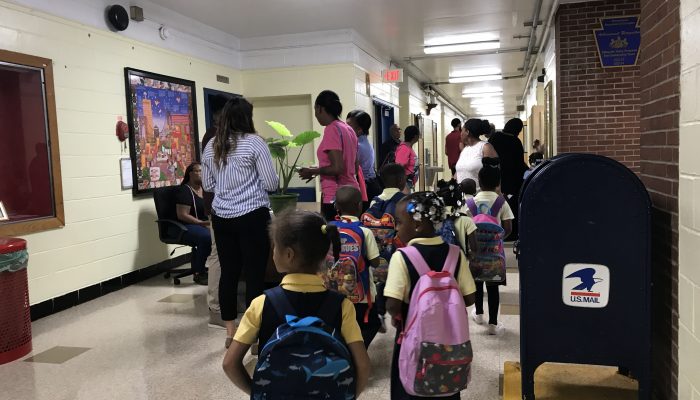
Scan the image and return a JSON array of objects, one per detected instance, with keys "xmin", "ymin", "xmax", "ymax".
[{"xmin": 382, "ymin": 68, "xmax": 404, "ymax": 83}]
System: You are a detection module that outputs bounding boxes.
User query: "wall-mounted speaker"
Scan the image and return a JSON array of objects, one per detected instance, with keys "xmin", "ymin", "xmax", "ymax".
[{"xmin": 106, "ymin": 5, "xmax": 129, "ymax": 31}]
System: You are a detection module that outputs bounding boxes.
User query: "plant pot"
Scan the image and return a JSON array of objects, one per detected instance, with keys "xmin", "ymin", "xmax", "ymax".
[{"xmin": 269, "ymin": 193, "xmax": 299, "ymax": 214}]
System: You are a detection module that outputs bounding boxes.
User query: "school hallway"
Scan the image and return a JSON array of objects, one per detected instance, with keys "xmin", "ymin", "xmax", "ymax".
[{"xmin": 0, "ymin": 248, "xmax": 521, "ymax": 400}]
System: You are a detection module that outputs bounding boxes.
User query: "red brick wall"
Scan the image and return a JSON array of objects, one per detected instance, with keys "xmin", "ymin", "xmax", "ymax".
[
  {"xmin": 639, "ymin": 0, "xmax": 680, "ymax": 398},
  {"xmin": 556, "ymin": 0, "xmax": 641, "ymax": 173}
]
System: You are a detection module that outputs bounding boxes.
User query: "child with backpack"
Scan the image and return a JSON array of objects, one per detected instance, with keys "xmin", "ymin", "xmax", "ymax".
[
  {"xmin": 459, "ymin": 178, "xmax": 477, "ymax": 214},
  {"xmin": 361, "ymin": 163, "xmax": 406, "ymax": 333},
  {"xmin": 222, "ymin": 209, "xmax": 370, "ymax": 399},
  {"xmin": 435, "ymin": 178, "xmax": 479, "ymax": 259},
  {"xmin": 324, "ymin": 185, "xmax": 382, "ymax": 348},
  {"xmin": 384, "ymin": 192, "xmax": 477, "ymax": 400},
  {"xmin": 466, "ymin": 157, "xmax": 514, "ymax": 335}
]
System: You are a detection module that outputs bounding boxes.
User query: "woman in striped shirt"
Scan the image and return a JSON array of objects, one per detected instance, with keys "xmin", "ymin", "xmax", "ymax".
[{"xmin": 202, "ymin": 97, "xmax": 278, "ymax": 348}]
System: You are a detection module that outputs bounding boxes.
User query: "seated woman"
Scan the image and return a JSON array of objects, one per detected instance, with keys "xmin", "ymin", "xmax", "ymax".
[{"xmin": 176, "ymin": 162, "xmax": 212, "ymax": 285}]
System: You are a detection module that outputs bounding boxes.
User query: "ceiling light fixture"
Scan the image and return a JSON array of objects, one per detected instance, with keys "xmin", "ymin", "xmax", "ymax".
[
  {"xmin": 424, "ymin": 41, "xmax": 500, "ymax": 55},
  {"xmin": 449, "ymin": 74, "xmax": 503, "ymax": 83},
  {"xmin": 462, "ymin": 87, "xmax": 503, "ymax": 95},
  {"xmin": 425, "ymin": 32, "xmax": 499, "ymax": 46},
  {"xmin": 450, "ymin": 67, "xmax": 502, "ymax": 78},
  {"xmin": 475, "ymin": 106, "xmax": 505, "ymax": 112},
  {"xmin": 470, "ymin": 98, "xmax": 504, "ymax": 105},
  {"xmin": 463, "ymin": 93, "xmax": 503, "ymax": 98},
  {"xmin": 476, "ymin": 110, "xmax": 505, "ymax": 116}
]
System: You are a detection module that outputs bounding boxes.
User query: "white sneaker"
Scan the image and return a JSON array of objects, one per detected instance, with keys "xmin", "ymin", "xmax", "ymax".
[
  {"xmin": 208, "ymin": 310, "xmax": 226, "ymax": 330},
  {"xmin": 471, "ymin": 309, "xmax": 484, "ymax": 325},
  {"xmin": 487, "ymin": 323, "xmax": 504, "ymax": 335}
]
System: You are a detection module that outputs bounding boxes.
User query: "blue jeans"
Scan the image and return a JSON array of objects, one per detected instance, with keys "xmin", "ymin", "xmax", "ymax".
[{"xmin": 182, "ymin": 224, "xmax": 212, "ymax": 274}]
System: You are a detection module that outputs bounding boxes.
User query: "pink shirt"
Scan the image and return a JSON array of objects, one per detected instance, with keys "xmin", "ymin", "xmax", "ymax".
[
  {"xmin": 317, "ymin": 120, "xmax": 359, "ymax": 203},
  {"xmin": 395, "ymin": 142, "xmax": 417, "ymax": 177}
]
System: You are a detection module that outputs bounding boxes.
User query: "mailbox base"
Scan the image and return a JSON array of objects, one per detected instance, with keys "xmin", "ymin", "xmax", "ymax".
[{"xmin": 504, "ymin": 361, "xmax": 639, "ymax": 400}]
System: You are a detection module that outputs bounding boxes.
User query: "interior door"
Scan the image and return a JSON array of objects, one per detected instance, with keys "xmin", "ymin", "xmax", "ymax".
[{"xmin": 374, "ymin": 101, "xmax": 395, "ymax": 163}]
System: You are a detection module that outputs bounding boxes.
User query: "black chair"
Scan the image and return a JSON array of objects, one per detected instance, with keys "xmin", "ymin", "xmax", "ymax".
[{"xmin": 153, "ymin": 186, "xmax": 193, "ymax": 285}]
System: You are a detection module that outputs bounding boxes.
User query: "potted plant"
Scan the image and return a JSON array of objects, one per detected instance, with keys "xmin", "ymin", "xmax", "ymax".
[{"xmin": 265, "ymin": 121, "xmax": 321, "ymax": 213}]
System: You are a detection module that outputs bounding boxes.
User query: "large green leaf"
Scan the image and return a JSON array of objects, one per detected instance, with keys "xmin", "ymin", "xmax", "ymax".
[
  {"xmin": 268, "ymin": 143, "xmax": 285, "ymax": 159},
  {"xmin": 293, "ymin": 130, "xmax": 321, "ymax": 146},
  {"xmin": 266, "ymin": 120, "xmax": 292, "ymax": 137},
  {"xmin": 270, "ymin": 139, "xmax": 290, "ymax": 147}
]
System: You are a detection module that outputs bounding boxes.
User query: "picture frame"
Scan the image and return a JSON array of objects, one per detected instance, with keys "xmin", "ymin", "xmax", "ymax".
[
  {"xmin": 0, "ymin": 201, "xmax": 8, "ymax": 221},
  {"xmin": 124, "ymin": 68, "xmax": 200, "ymax": 195}
]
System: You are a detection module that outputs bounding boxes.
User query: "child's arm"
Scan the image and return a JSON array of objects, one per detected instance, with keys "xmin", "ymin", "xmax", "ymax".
[
  {"xmin": 467, "ymin": 232, "xmax": 478, "ymax": 261},
  {"xmin": 502, "ymin": 219, "xmax": 513, "ymax": 239},
  {"xmin": 386, "ymin": 297, "xmax": 404, "ymax": 327},
  {"xmin": 222, "ymin": 341, "xmax": 252, "ymax": 394},
  {"xmin": 383, "ymin": 251, "xmax": 408, "ymax": 327},
  {"xmin": 362, "ymin": 228, "xmax": 381, "ymax": 269},
  {"xmin": 348, "ymin": 341, "xmax": 370, "ymax": 395},
  {"xmin": 463, "ymin": 294, "xmax": 476, "ymax": 307},
  {"xmin": 456, "ymin": 251, "xmax": 477, "ymax": 308}
]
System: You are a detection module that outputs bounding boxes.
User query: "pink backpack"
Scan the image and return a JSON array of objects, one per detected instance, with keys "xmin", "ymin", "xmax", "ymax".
[{"xmin": 396, "ymin": 245, "xmax": 472, "ymax": 397}]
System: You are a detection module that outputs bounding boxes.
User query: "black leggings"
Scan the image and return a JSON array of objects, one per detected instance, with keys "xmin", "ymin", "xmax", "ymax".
[
  {"xmin": 354, "ymin": 303, "xmax": 381, "ymax": 349},
  {"xmin": 475, "ymin": 281, "xmax": 500, "ymax": 325},
  {"xmin": 362, "ymin": 178, "xmax": 383, "ymax": 210},
  {"xmin": 212, "ymin": 208, "xmax": 271, "ymax": 321}
]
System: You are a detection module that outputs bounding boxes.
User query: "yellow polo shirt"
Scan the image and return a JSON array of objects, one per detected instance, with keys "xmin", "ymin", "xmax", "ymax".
[
  {"xmin": 453, "ymin": 215, "xmax": 477, "ymax": 253},
  {"xmin": 384, "ymin": 237, "xmax": 477, "ymax": 304},
  {"xmin": 233, "ymin": 274, "xmax": 364, "ymax": 345},
  {"xmin": 369, "ymin": 188, "xmax": 402, "ymax": 207}
]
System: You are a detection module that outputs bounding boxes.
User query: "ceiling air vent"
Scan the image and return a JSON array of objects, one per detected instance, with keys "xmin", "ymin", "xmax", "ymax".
[{"xmin": 216, "ymin": 75, "xmax": 230, "ymax": 84}]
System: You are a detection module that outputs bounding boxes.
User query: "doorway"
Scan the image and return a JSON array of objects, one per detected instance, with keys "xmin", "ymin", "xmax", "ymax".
[
  {"xmin": 373, "ymin": 100, "xmax": 395, "ymax": 165},
  {"xmin": 203, "ymin": 88, "xmax": 239, "ymax": 130}
]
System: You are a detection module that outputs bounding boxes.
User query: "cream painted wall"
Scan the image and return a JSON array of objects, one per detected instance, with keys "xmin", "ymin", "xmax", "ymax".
[
  {"xmin": 678, "ymin": 1, "xmax": 700, "ymax": 397},
  {"xmin": 241, "ymin": 64, "xmax": 357, "ymax": 199},
  {"xmin": 0, "ymin": 2, "xmax": 241, "ymax": 304},
  {"xmin": 250, "ymin": 95, "xmax": 315, "ymax": 189},
  {"xmin": 353, "ymin": 65, "xmax": 399, "ymax": 147}
]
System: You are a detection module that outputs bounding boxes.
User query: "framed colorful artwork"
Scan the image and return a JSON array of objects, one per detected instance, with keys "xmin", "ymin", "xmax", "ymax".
[{"xmin": 124, "ymin": 68, "xmax": 200, "ymax": 195}]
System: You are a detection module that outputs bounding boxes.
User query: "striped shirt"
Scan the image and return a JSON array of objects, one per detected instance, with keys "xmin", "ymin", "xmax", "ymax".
[{"xmin": 202, "ymin": 133, "xmax": 278, "ymax": 218}]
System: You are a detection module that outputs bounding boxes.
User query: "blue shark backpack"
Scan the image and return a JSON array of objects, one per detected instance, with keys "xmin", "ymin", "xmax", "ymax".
[{"xmin": 251, "ymin": 287, "xmax": 356, "ymax": 400}]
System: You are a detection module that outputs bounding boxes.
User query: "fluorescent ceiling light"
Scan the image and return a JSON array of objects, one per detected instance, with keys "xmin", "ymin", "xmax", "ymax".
[
  {"xmin": 477, "ymin": 110, "xmax": 505, "ymax": 116},
  {"xmin": 425, "ymin": 32, "xmax": 499, "ymax": 47},
  {"xmin": 424, "ymin": 41, "xmax": 500, "ymax": 55},
  {"xmin": 470, "ymin": 98, "xmax": 504, "ymax": 105},
  {"xmin": 450, "ymin": 67, "xmax": 502, "ymax": 78},
  {"xmin": 463, "ymin": 93, "xmax": 503, "ymax": 98},
  {"xmin": 463, "ymin": 87, "xmax": 503, "ymax": 95},
  {"xmin": 449, "ymin": 74, "xmax": 502, "ymax": 83},
  {"xmin": 475, "ymin": 106, "xmax": 505, "ymax": 113},
  {"xmin": 475, "ymin": 103, "xmax": 504, "ymax": 108}
]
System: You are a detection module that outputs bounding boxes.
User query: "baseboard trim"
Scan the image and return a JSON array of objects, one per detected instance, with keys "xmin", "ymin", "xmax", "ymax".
[{"xmin": 29, "ymin": 254, "xmax": 191, "ymax": 321}]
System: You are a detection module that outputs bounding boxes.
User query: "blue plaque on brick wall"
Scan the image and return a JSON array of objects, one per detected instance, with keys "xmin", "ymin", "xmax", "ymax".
[{"xmin": 594, "ymin": 16, "xmax": 641, "ymax": 68}]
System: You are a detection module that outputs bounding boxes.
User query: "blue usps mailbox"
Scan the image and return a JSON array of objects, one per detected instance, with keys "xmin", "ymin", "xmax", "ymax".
[{"xmin": 518, "ymin": 154, "xmax": 651, "ymax": 400}]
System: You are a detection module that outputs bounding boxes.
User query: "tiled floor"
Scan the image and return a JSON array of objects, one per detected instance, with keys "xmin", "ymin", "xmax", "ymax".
[{"xmin": 0, "ymin": 250, "xmax": 521, "ymax": 400}]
